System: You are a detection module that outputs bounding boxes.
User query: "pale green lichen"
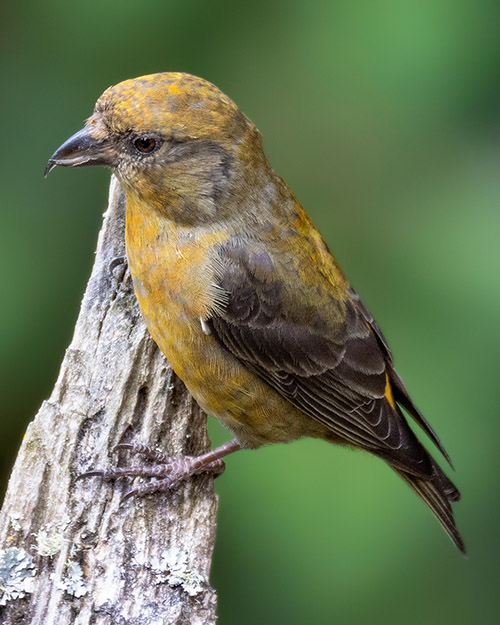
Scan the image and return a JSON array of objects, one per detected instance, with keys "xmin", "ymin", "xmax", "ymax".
[
  {"xmin": 134, "ymin": 547, "xmax": 207, "ymax": 597},
  {"xmin": 0, "ymin": 547, "xmax": 36, "ymax": 606},
  {"xmin": 9, "ymin": 514, "xmax": 22, "ymax": 532},
  {"xmin": 33, "ymin": 529, "xmax": 65, "ymax": 557},
  {"xmin": 56, "ymin": 559, "xmax": 87, "ymax": 598}
]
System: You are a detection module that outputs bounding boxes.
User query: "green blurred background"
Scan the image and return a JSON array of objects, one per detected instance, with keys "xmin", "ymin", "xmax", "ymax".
[{"xmin": 1, "ymin": 1, "xmax": 499, "ymax": 623}]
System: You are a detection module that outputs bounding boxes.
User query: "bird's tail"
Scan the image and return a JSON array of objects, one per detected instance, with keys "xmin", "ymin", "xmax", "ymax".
[{"xmin": 393, "ymin": 458, "xmax": 465, "ymax": 554}]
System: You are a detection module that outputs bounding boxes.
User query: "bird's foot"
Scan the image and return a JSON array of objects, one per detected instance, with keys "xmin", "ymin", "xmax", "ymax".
[
  {"xmin": 109, "ymin": 256, "xmax": 128, "ymax": 273},
  {"xmin": 77, "ymin": 440, "xmax": 241, "ymax": 502}
]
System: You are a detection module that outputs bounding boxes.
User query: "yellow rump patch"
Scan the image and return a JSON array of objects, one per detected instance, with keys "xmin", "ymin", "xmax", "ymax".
[{"xmin": 385, "ymin": 374, "xmax": 396, "ymax": 408}]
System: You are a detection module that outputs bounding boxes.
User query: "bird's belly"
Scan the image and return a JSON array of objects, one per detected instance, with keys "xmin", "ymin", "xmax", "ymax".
[
  {"xmin": 124, "ymin": 206, "xmax": 327, "ymax": 447},
  {"xmin": 130, "ymin": 269, "xmax": 324, "ymax": 448}
]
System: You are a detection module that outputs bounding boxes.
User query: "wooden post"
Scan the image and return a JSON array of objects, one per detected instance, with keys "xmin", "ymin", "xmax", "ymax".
[{"xmin": 0, "ymin": 177, "xmax": 218, "ymax": 624}]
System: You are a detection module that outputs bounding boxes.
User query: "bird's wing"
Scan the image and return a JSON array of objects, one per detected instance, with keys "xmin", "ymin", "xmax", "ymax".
[
  {"xmin": 208, "ymin": 240, "xmax": 449, "ymax": 477},
  {"xmin": 347, "ymin": 287, "xmax": 453, "ymax": 466}
]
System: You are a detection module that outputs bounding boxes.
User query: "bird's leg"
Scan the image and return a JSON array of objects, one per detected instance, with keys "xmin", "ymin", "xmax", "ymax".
[
  {"xmin": 77, "ymin": 439, "xmax": 242, "ymax": 502},
  {"xmin": 115, "ymin": 442, "xmax": 228, "ymax": 479},
  {"xmin": 109, "ymin": 255, "xmax": 129, "ymax": 291},
  {"xmin": 109, "ymin": 254, "xmax": 128, "ymax": 273}
]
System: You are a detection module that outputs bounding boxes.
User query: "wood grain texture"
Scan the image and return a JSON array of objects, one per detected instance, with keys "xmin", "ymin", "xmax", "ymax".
[{"xmin": 0, "ymin": 177, "xmax": 218, "ymax": 625}]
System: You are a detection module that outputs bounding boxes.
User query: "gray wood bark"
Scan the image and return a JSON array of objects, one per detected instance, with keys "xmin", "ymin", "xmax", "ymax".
[{"xmin": 0, "ymin": 177, "xmax": 218, "ymax": 625}]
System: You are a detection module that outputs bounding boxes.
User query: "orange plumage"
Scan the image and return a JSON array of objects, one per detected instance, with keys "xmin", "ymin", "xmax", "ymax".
[{"xmin": 46, "ymin": 72, "xmax": 465, "ymax": 553}]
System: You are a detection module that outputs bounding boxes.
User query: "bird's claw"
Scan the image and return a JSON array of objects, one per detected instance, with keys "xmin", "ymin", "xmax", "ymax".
[
  {"xmin": 77, "ymin": 444, "xmax": 226, "ymax": 501},
  {"xmin": 75, "ymin": 469, "xmax": 110, "ymax": 481},
  {"xmin": 114, "ymin": 442, "xmax": 170, "ymax": 464},
  {"xmin": 109, "ymin": 255, "xmax": 127, "ymax": 274},
  {"xmin": 120, "ymin": 476, "xmax": 181, "ymax": 505}
]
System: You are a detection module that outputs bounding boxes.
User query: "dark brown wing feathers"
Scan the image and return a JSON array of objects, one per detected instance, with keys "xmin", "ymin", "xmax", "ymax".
[
  {"xmin": 349, "ymin": 287, "xmax": 454, "ymax": 468},
  {"xmin": 209, "ymin": 241, "xmax": 464, "ymax": 552}
]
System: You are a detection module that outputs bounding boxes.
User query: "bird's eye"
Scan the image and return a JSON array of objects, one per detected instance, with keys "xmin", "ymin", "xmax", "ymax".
[{"xmin": 134, "ymin": 135, "xmax": 158, "ymax": 154}]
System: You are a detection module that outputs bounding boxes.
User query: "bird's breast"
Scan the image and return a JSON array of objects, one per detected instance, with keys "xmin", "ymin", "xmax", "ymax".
[
  {"xmin": 122, "ymin": 196, "xmax": 336, "ymax": 448},
  {"xmin": 124, "ymin": 198, "xmax": 236, "ymax": 379},
  {"xmin": 125, "ymin": 200, "xmax": 228, "ymax": 318}
]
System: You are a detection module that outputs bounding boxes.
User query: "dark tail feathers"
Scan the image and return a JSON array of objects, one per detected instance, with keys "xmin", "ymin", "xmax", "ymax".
[{"xmin": 394, "ymin": 457, "xmax": 465, "ymax": 554}]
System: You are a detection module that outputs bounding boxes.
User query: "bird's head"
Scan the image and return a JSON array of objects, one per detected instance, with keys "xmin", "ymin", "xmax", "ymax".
[{"xmin": 46, "ymin": 73, "xmax": 267, "ymax": 223}]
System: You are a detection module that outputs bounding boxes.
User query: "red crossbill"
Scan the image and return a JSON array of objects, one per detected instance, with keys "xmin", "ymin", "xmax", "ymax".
[{"xmin": 46, "ymin": 72, "xmax": 465, "ymax": 553}]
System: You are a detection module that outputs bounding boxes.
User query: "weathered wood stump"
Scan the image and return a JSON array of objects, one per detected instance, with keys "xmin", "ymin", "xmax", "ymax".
[{"xmin": 0, "ymin": 177, "xmax": 218, "ymax": 625}]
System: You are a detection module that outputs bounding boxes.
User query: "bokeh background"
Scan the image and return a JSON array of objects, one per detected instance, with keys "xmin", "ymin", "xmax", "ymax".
[{"xmin": 1, "ymin": 1, "xmax": 499, "ymax": 623}]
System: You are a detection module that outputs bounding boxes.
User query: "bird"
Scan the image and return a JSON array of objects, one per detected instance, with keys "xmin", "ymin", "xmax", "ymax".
[{"xmin": 45, "ymin": 72, "xmax": 465, "ymax": 553}]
